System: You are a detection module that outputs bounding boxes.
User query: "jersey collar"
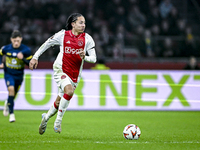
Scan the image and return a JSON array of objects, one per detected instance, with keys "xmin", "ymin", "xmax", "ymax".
[{"xmin": 69, "ymin": 30, "xmax": 83, "ymax": 38}]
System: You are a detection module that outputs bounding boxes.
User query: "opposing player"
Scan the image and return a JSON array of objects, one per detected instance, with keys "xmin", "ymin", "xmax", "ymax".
[
  {"xmin": 0, "ymin": 30, "xmax": 32, "ymax": 122},
  {"xmin": 29, "ymin": 13, "xmax": 97, "ymax": 134}
]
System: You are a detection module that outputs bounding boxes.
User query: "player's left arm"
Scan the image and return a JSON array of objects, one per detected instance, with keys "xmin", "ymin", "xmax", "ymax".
[
  {"xmin": 83, "ymin": 34, "xmax": 97, "ymax": 63},
  {"xmin": 84, "ymin": 47, "xmax": 96, "ymax": 63}
]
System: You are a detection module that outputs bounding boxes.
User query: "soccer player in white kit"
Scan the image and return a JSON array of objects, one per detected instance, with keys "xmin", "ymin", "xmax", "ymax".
[{"xmin": 29, "ymin": 13, "xmax": 97, "ymax": 134}]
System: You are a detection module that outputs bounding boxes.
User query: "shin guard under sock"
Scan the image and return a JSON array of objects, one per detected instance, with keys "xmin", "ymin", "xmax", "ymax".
[
  {"xmin": 55, "ymin": 94, "xmax": 72, "ymax": 123},
  {"xmin": 7, "ymin": 96, "xmax": 14, "ymax": 114},
  {"xmin": 45, "ymin": 101, "xmax": 58, "ymax": 121}
]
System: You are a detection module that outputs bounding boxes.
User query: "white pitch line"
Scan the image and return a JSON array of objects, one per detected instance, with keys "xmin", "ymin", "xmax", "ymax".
[{"xmin": 0, "ymin": 141, "xmax": 199, "ymax": 144}]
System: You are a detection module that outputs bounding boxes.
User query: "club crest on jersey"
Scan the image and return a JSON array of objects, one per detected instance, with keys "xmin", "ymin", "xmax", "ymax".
[{"xmin": 78, "ymin": 40, "xmax": 83, "ymax": 46}]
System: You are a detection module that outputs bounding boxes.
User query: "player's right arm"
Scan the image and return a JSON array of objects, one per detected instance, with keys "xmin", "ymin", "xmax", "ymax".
[{"xmin": 29, "ymin": 30, "xmax": 64, "ymax": 70}]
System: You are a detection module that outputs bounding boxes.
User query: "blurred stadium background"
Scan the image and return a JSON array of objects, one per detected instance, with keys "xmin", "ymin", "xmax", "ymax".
[
  {"xmin": 0, "ymin": 0, "xmax": 200, "ymax": 69},
  {"xmin": 0, "ymin": 1, "xmax": 200, "ymax": 148}
]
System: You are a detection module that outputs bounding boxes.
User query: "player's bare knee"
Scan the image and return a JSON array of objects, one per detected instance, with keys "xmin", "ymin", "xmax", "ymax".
[
  {"xmin": 8, "ymin": 86, "xmax": 15, "ymax": 96},
  {"xmin": 65, "ymin": 90, "xmax": 74, "ymax": 96}
]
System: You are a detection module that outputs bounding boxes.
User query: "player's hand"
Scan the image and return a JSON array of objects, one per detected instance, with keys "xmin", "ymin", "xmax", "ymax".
[
  {"xmin": 17, "ymin": 52, "xmax": 24, "ymax": 59},
  {"xmin": 78, "ymin": 48, "xmax": 85, "ymax": 59},
  {"xmin": 0, "ymin": 63, "xmax": 4, "ymax": 69},
  {"xmin": 29, "ymin": 58, "xmax": 38, "ymax": 70}
]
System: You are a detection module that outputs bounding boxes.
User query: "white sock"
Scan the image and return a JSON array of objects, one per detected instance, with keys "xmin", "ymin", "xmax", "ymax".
[
  {"xmin": 55, "ymin": 97, "xmax": 70, "ymax": 124},
  {"xmin": 45, "ymin": 102, "xmax": 58, "ymax": 121}
]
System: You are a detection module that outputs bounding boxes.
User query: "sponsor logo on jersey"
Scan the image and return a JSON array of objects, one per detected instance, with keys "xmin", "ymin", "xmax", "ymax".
[
  {"xmin": 64, "ymin": 46, "xmax": 82, "ymax": 54},
  {"xmin": 66, "ymin": 41, "xmax": 70, "ymax": 44},
  {"xmin": 12, "ymin": 59, "xmax": 17, "ymax": 64}
]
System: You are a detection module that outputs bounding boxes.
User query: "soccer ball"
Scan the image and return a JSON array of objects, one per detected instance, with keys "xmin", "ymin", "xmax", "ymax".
[{"xmin": 123, "ymin": 124, "xmax": 141, "ymax": 140}]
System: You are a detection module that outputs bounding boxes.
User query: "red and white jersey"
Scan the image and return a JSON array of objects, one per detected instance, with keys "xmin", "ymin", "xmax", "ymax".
[{"xmin": 33, "ymin": 29, "xmax": 96, "ymax": 83}]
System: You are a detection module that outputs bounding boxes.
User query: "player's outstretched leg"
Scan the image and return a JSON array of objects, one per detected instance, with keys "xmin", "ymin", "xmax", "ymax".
[
  {"xmin": 39, "ymin": 101, "xmax": 58, "ymax": 135},
  {"xmin": 3, "ymin": 100, "xmax": 9, "ymax": 117},
  {"xmin": 39, "ymin": 113, "xmax": 48, "ymax": 135}
]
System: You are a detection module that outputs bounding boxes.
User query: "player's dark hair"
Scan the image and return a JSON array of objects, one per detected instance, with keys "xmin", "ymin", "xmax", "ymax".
[
  {"xmin": 11, "ymin": 30, "xmax": 22, "ymax": 38},
  {"xmin": 66, "ymin": 13, "xmax": 83, "ymax": 30}
]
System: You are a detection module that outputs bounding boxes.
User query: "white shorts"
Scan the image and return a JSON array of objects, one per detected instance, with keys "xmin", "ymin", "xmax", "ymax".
[{"xmin": 53, "ymin": 65, "xmax": 77, "ymax": 97}]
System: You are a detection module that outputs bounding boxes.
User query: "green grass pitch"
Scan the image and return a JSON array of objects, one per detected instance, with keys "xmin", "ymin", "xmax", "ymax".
[{"xmin": 0, "ymin": 110, "xmax": 199, "ymax": 150}]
